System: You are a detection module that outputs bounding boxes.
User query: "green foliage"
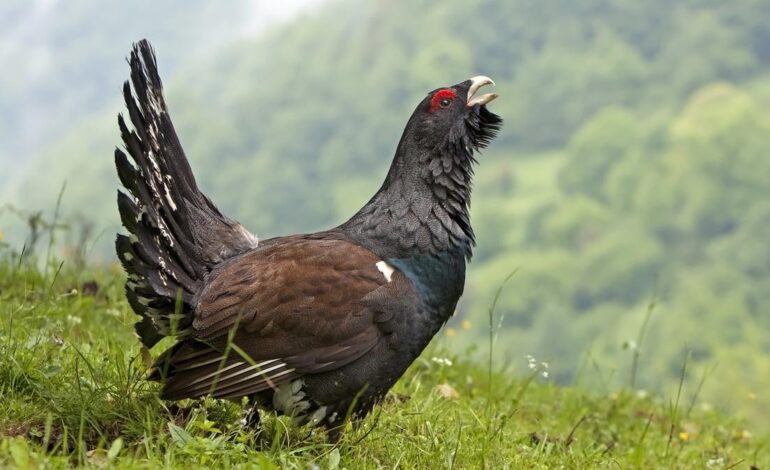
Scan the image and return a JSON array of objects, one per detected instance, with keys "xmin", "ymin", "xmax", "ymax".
[
  {"xmin": 0, "ymin": 262, "xmax": 768, "ymax": 468},
  {"xmin": 559, "ymin": 108, "xmax": 643, "ymax": 201}
]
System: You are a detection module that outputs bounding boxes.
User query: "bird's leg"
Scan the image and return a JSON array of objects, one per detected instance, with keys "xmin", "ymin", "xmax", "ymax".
[
  {"xmin": 240, "ymin": 395, "xmax": 265, "ymax": 433},
  {"xmin": 243, "ymin": 403, "xmax": 261, "ymax": 430},
  {"xmin": 242, "ymin": 401, "xmax": 275, "ymax": 449}
]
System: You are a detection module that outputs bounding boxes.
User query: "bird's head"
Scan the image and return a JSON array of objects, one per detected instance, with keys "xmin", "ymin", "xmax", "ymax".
[
  {"xmin": 405, "ymin": 75, "xmax": 502, "ymax": 154},
  {"xmin": 344, "ymin": 76, "xmax": 502, "ymax": 257}
]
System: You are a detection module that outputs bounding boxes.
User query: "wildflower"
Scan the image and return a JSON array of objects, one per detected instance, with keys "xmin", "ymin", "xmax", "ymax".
[
  {"xmin": 526, "ymin": 354, "xmax": 537, "ymax": 370},
  {"xmin": 0, "ymin": 229, "xmax": 4, "ymax": 241},
  {"xmin": 431, "ymin": 357, "xmax": 453, "ymax": 367},
  {"xmin": 445, "ymin": 328, "xmax": 456, "ymax": 337},
  {"xmin": 541, "ymin": 371, "xmax": 549, "ymax": 379},
  {"xmin": 706, "ymin": 457, "xmax": 724, "ymax": 468},
  {"xmin": 59, "ymin": 289, "xmax": 78, "ymax": 298},
  {"xmin": 678, "ymin": 431, "xmax": 689, "ymax": 442},
  {"xmin": 461, "ymin": 319, "xmax": 472, "ymax": 330}
]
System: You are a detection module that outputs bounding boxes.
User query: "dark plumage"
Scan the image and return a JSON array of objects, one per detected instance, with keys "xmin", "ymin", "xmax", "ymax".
[{"xmin": 115, "ymin": 39, "xmax": 501, "ymax": 438}]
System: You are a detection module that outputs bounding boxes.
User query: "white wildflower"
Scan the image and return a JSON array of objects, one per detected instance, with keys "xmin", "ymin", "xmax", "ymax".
[
  {"xmin": 431, "ymin": 357, "xmax": 453, "ymax": 367},
  {"xmin": 526, "ymin": 354, "xmax": 537, "ymax": 370},
  {"xmin": 706, "ymin": 457, "xmax": 724, "ymax": 468}
]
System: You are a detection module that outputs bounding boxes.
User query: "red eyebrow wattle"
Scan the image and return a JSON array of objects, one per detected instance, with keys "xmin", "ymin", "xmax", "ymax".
[{"xmin": 430, "ymin": 89, "xmax": 457, "ymax": 112}]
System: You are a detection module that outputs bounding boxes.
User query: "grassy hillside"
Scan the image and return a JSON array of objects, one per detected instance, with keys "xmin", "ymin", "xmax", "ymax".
[{"xmin": 1, "ymin": 258, "xmax": 768, "ymax": 468}]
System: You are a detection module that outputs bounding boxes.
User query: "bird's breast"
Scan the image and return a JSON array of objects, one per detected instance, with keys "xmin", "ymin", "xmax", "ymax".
[{"xmin": 385, "ymin": 246, "xmax": 467, "ymax": 319}]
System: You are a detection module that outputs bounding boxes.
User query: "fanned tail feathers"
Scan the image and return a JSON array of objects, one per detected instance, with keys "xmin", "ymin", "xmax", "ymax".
[{"xmin": 115, "ymin": 39, "xmax": 258, "ymax": 348}]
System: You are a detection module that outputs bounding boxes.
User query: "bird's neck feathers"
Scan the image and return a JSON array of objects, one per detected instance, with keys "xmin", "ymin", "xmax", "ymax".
[{"xmin": 341, "ymin": 135, "xmax": 476, "ymax": 261}]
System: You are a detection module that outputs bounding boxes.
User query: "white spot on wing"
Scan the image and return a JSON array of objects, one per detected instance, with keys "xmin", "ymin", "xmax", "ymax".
[{"xmin": 376, "ymin": 261, "xmax": 395, "ymax": 283}]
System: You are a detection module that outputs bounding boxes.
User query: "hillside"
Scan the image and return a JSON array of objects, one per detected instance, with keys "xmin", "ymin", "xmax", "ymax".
[
  {"xmin": 3, "ymin": 0, "xmax": 770, "ymax": 432},
  {"xmin": 0, "ymin": 260, "xmax": 768, "ymax": 468}
]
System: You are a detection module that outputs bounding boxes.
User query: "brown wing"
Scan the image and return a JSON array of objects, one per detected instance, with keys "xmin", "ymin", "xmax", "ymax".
[{"xmin": 155, "ymin": 236, "xmax": 401, "ymax": 400}]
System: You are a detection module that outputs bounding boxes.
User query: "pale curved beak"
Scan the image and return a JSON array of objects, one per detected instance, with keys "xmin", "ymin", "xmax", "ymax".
[{"xmin": 466, "ymin": 75, "xmax": 498, "ymax": 107}]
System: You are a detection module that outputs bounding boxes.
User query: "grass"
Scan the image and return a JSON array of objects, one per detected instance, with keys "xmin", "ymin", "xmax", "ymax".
[{"xmin": 1, "ymin": 259, "xmax": 768, "ymax": 469}]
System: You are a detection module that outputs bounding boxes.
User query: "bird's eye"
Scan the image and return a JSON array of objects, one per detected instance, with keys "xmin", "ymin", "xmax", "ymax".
[{"xmin": 430, "ymin": 88, "xmax": 458, "ymax": 112}]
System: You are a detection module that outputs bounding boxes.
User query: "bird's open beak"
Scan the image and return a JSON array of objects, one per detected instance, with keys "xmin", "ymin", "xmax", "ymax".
[{"xmin": 466, "ymin": 75, "xmax": 498, "ymax": 107}]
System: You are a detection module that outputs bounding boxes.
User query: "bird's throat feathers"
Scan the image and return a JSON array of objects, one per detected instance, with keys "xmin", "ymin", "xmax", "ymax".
[{"xmin": 342, "ymin": 142, "xmax": 476, "ymax": 262}]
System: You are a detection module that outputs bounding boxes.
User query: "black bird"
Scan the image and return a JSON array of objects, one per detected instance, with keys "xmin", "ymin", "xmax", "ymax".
[{"xmin": 115, "ymin": 39, "xmax": 501, "ymax": 437}]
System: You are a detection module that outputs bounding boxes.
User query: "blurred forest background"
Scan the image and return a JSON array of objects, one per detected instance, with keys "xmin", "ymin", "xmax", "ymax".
[{"xmin": 2, "ymin": 0, "xmax": 770, "ymax": 428}]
